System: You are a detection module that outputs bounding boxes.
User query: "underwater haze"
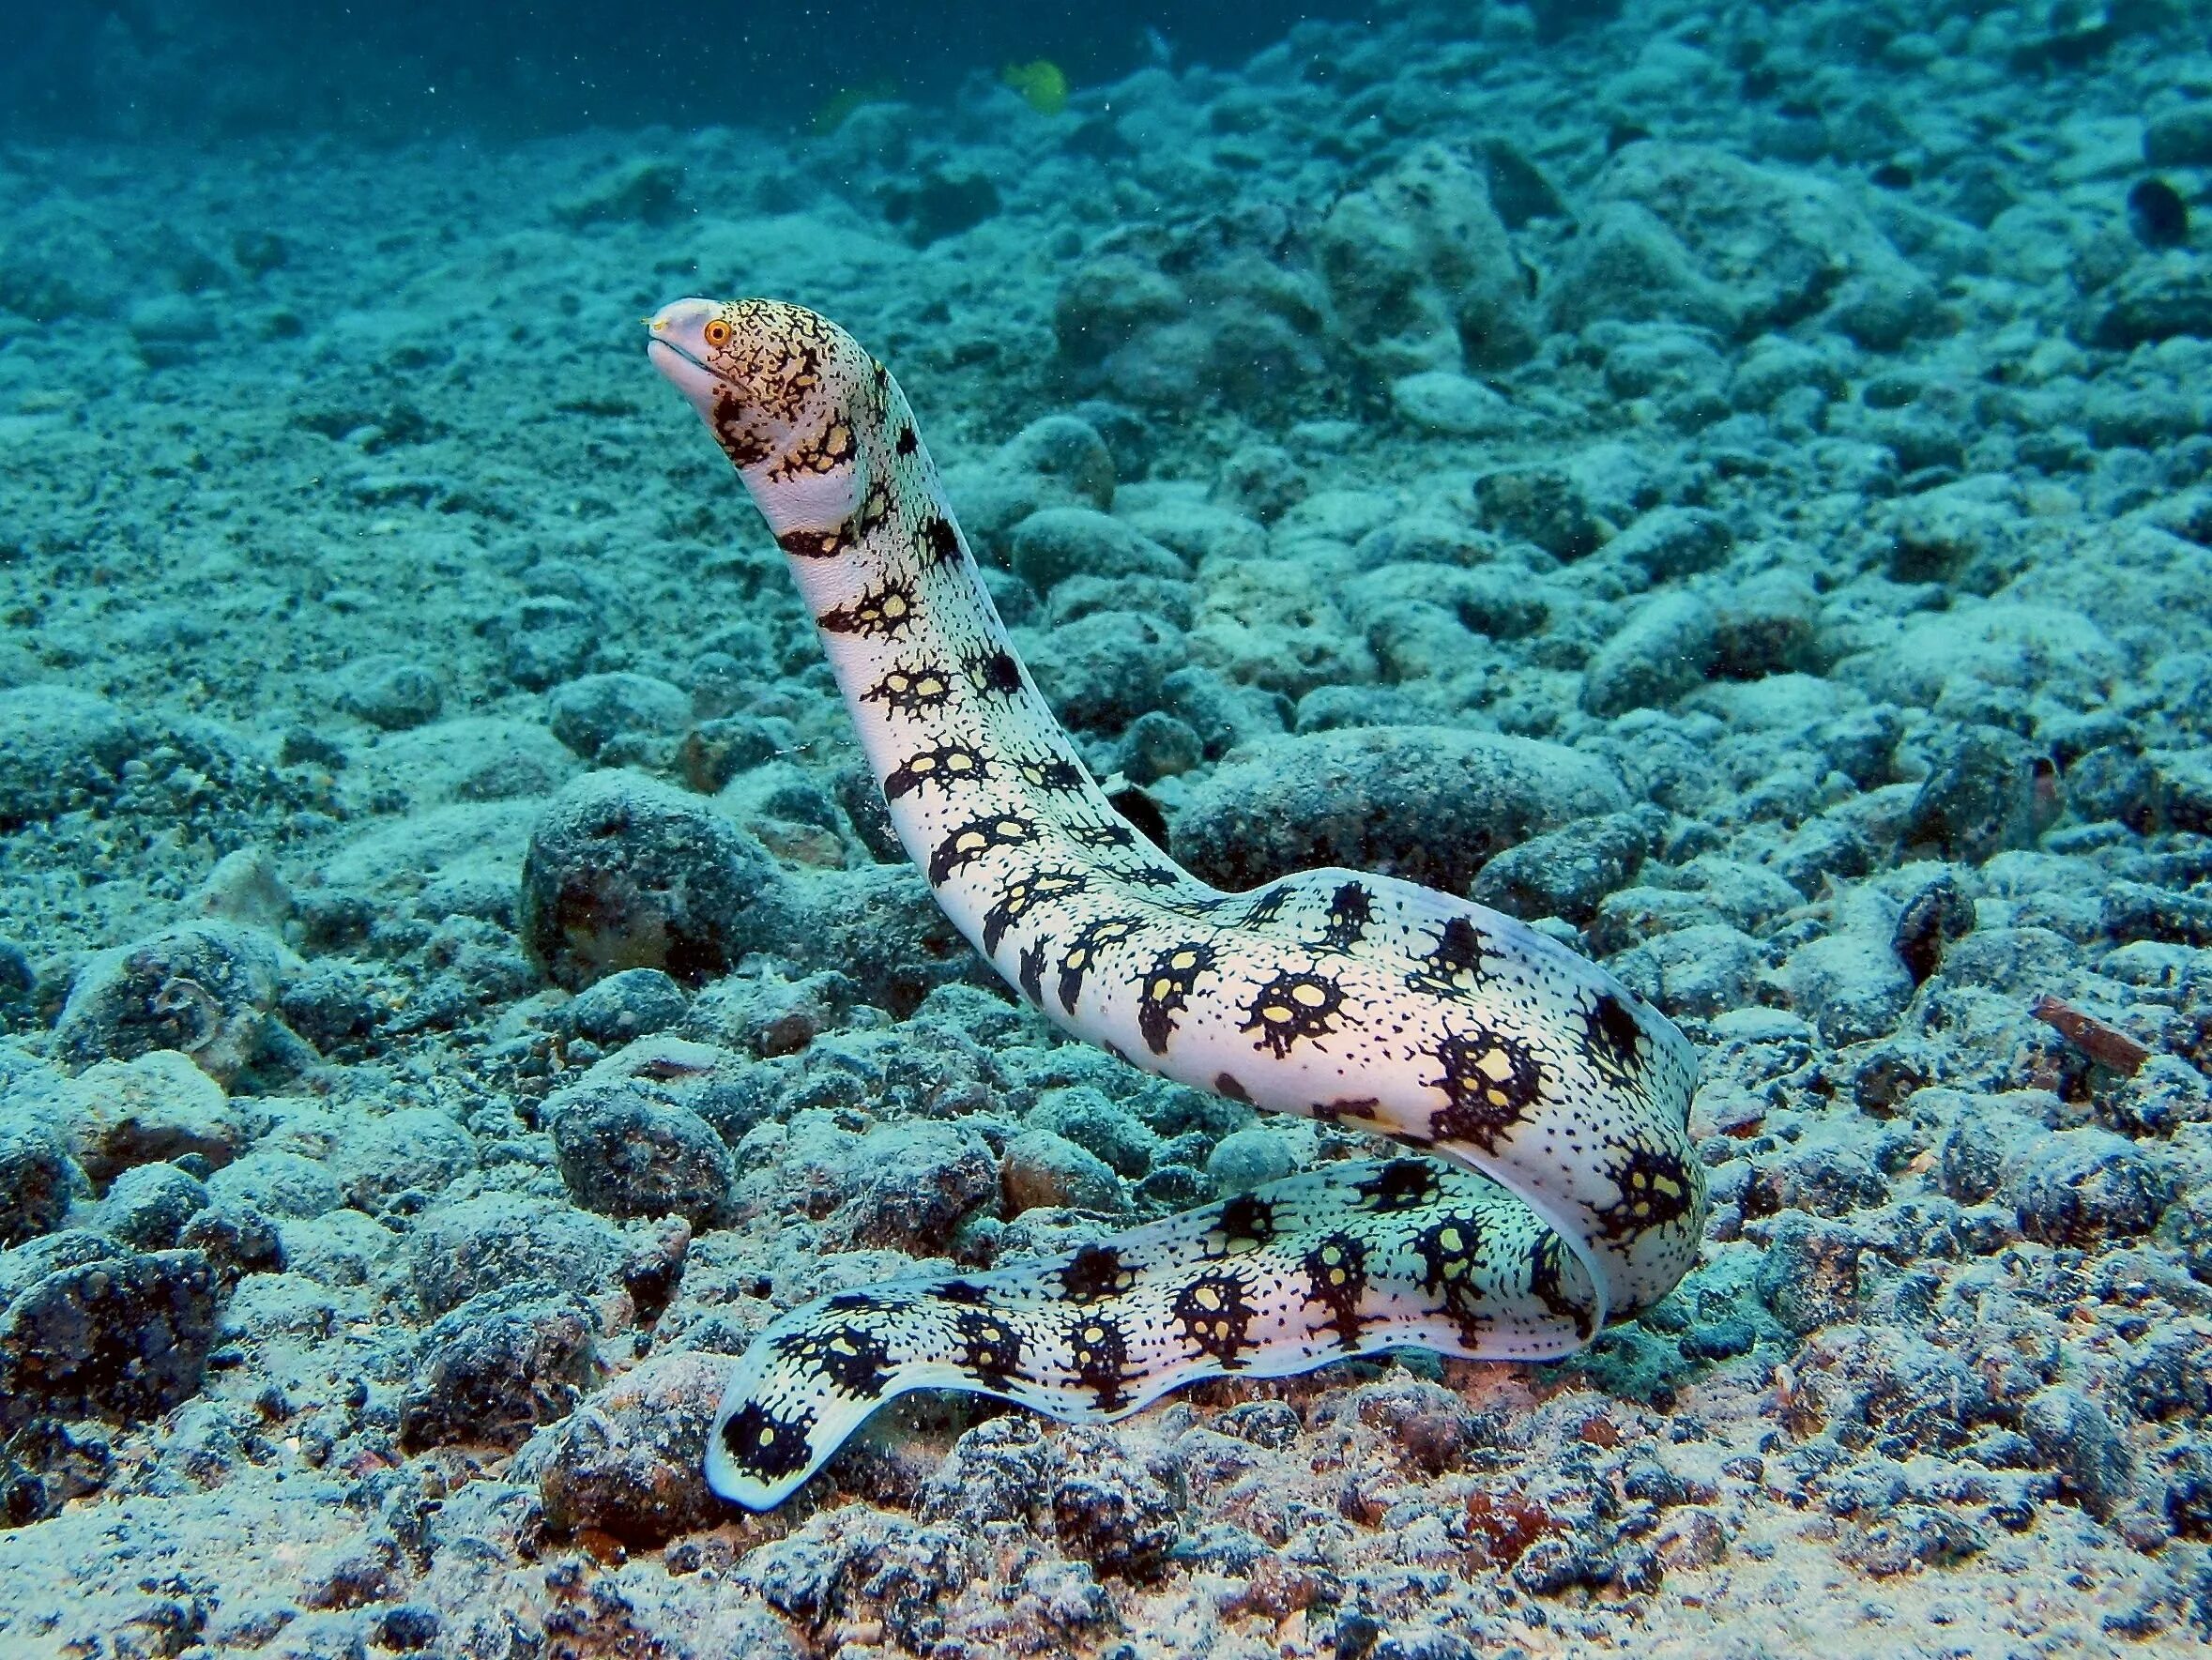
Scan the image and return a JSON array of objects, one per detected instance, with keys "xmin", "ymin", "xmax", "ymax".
[{"xmin": 5, "ymin": 1, "xmax": 2212, "ymax": 1655}]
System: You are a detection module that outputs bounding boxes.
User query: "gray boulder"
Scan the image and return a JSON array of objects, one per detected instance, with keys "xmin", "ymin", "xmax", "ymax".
[
  {"xmin": 520, "ymin": 770, "xmax": 792, "ymax": 991},
  {"xmin": 1172, "ymin": 726, "xmax": 1626, "ymax": 893}
]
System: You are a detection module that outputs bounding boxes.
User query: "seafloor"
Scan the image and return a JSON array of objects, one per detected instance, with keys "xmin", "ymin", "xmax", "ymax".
[{"xmin": 5, "ymin": 1, "xmax": 2212, "ymax": 1656}]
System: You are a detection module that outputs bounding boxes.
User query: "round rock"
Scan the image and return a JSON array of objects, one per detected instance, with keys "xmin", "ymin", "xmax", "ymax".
[
  {"xmin": 527, "ymin": 1350, "xmax": 727, "ymax": 1546},
  {"xmin": 63, "ymin": 1050, "xmax": 247, "ymax": 1185},
  {"xmin": 546, "ymin": 1080, "xmax": 735, "ymax": 1226},
  {"xmin": 0, "ymin": 1246, "xmax": 220, "ymax": 1432},
  {"xmin": 333, "ymin": 654, "xmax": 443, "ymax": 731},
  {"xmin": 567, "ymin": 967, "xmax": 690, "ymax": 1045},
  {"xmin": 53, "ymin": 923, "xmax": 290, "ymax": 1087},
  {"xmin": 520, "ymin": 770, "xmax": 791, "ymax": 991},
  {"xmin": 399, "ymin": 1279, "xmax": 600, "ymax": 1451},
  {"xmin": 1008, "ymin": 509, "xmax": 1185, "ymax": 593},
  {"xmin": 0, "ymin": 685, "xmax": 136, "ymax": 828},
  {"xmin": 1003, "ymin": 1128, "xmax": 1123, "ymax": 1215},
  {"xmin": 94, "ymin": 1163, "xmax": 210, "ymax": 1251},
  {"xmin": 1171, "ymin": 726, "xmax": 1626, "ymax": 894},
  {"xmin": 546, "ymin": 672, "xmax": 692, "ymax": 760},
  {"xmin": 0, "ymin": 1117, "xmax": 80, "ymax": 1246}
]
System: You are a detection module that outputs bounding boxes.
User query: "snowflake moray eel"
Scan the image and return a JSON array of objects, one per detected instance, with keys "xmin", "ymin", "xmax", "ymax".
[{"xmin": 645, "ymin": 297, "xmax": 1705, "ymax": 1510}]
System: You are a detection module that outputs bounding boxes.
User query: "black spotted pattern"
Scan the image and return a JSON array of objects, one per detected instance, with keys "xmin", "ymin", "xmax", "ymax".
[
  {"xmin": 1357, "ymin": 1161, "xmax": 1442, "ymax": 1211},
  {"xmin": 1592, "ymin": 1145, "xmax": 1699, "ymax": 1242},
  {"xmin": 983, "ymin": 868, "xmax": 1088, "ymax": 953},
  {"xmin": 1526, "ymin": 1233, "xmax": 1592, "ymax": 1340},
  {"xmin": 1171, "ymin": 1272, "xmax": 1256, "ymax": 1365},
  {"xmin": 952, "ymin": 1309, "xmax": 1024, "ymax": 1391},
  {"xmin": 1579, "ymin": 989, "xmax": 1649, "ymax": 1087},
  {"xmin": 965, "ymin": 647, "xmax": 1025, "ymax": 698},
  {"xmin": 1241, "ymin": 969, "xmax": 1350, "ymax": 1058},
  {"xmin": 1213, "ymin": 1194, "xmax": 1276, "ymax": 1251},
  {"xmin": 817, "ymin": 578, "xmax": 918, "ymax": 638},
  {"xmin": 1135, "ymin": 940, "xmax": 1218, "ymax": 1055},
  {"xmin": 1067, "ymin": 1315, "xmax": 1131, "ymax": 1410},
  {"xmin": 1312, "ymin": 881, "xmax": 1372, "ymax": 952},
  {"xmin": 1407, "ymin": 917, "xmax": 1496, "ymax": 1000},
  {"xmin": 777, "ymin": 524, "xmax": 849, "ymax": 559},
  {"xmin": 1013, "ymin": 754, "xmax": 1089, "ymax": 794},
  {"xmin": 1411, "ymin": 1218, "xmax": 1484, "ymax": 1300},
  {"xmin": 861, "ymin": 662, "xmax": 954, "ymax": 714},
  {"xmin": 1057, "ymin": 915, "xmax": 1145, "ymax": 1013},
  {"xmin": 1063, "ymin": 820, "xmax": 1137, "ymax": 852},
  {"xmin": 883, "ymin": 743, "xmax": 989, "ymax": 800},
  {"xmin": 1017, "ymin": 938, "xmax": 1049, "ymax": 1005},
  {"xmin": 1425, "ymin": 1029, "xmax": 1545, "ymax": 1153},
  {"xmin": 1242, "ymin": 885, "xmax": 1293, "ymax": 928},
  {"xmin": 771, "ymin": 1324, "xmax": 892, "ymax": 1395},
  {"xmin": 720, "ymin": 1398, "xmax": 817, "ymax": 1482},
  {"xmin": 1304, "ymin": 1233, "xmax": 1369, "ymax": 1348},
  {"xmin": 920, "ymin": 514, "xmax": 963, "ymax": 567},
  {"xmin": 1060, "ymin": 1244, "xmax": 1137, "ymax": 1303},
  {"xmin": 928, "ymin": 815, "xmax": 1035, "ymax": 885}
]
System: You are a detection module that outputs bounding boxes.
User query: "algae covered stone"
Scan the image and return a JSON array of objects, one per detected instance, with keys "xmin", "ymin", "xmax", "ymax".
[
  {"xmin": 520, "ymin": 770, "xmax": 792, "ymax": 991},
  {"xmin": 1172, "ymin": 725, "xmax": 1626, "ymax": 892}
]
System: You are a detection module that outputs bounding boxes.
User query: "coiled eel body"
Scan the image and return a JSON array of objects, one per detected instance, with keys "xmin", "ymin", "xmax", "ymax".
[{"xmin": 645, "ymin": 297, "xmax": 1704, "ymax": 1510}]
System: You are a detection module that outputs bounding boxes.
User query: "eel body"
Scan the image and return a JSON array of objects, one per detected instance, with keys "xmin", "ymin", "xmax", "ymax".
[{"xmin": 645, "ymin": 297, "xmax": 1704, "ymax": 1509}]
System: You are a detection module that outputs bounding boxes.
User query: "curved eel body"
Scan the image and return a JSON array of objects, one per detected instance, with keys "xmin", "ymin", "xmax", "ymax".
[{"xmin": 646, "ymin": 297, "xmax": 1704, "ymax": 1509}]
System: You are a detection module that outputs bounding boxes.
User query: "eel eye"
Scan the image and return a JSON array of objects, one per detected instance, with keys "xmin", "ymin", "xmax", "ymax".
[{"xmin": 703, "ymin": 317, "xmax": 733, "ymax": 349}]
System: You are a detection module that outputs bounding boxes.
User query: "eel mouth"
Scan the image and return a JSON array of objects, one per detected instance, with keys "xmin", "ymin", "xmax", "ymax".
[
  {"xmin": 646, "ymin": 329, "xmax": 725, "ymax": 418},
  {"xmin": 646, "ymin": 331, "xmax": 710, "ymax": 379}
]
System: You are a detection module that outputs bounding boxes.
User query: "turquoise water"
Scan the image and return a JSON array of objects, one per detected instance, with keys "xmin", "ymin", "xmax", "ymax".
[{"xmin": 2, "ymin": 3, "xmax": 2211, "ymax": 1654}]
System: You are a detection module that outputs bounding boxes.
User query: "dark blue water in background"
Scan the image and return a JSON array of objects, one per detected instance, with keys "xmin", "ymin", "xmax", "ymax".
[{"xmin": 1, "ymin": 2, "xmax": 1626, "ymax": 139}]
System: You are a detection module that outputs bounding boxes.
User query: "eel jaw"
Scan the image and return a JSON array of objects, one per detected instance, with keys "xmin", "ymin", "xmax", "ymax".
[{"xmin": 644, "ymin": 301, "xmax": 726, "ymax": 421}]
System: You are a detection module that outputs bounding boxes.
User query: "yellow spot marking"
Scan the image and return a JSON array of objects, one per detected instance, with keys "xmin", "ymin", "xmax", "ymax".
[{"xmin": 1290, "ymin": 982, "xmax": 1328, "ymax": 1009}]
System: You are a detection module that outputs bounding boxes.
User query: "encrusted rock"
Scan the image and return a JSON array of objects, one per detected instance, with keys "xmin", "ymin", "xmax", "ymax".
[
  {"xmin": 53, "ymin": 923, "xmax": 292, "ymax": 1087},
  {"xmin": 920, "ymin": 1413, "xmax": 1057, "ymax": 1529},
  {"xmin": 93, "ymin": 1162, "xmax": 209, "ymax": 1250},
  {"xmin": 567, "ymin": 967, "xmax": 690, "ymax": 1045},
  {"xmin": 1173, "ymin": 725, "xmax": 1624, "ymax": 893},
  {"xmin": 406, "ymin": 1190, "xmax": 635, "ymax": 1318},
  {"xmin": 2021, "ymin": 1385, "xmax": 2135, "ymax": 1520},
  {"xmin": 526, "ymin": 1350, "xmax": 726, "ymax": 1544},
  {"xmin": 0, "ymin": 1245, "xmax": 220, "ymax": 1431},
  {"xmin": 1050, "ymin": 1425, "xmax": 1182, "ymax": 1577},
  {"xmin": 63, "ymin": 1050, "xmax": 246, "ymax": 1185},
  {"xmin": 399, "ymin": 1279, "xmax": 600, "ymax": 1450},
  {"xmin": 1003, "ymin": 1127, "xmax": 1124, "ymax": 1215},
  {"xmin": 520, "ymin": 770, "xmax": 792, "ymax": 991},
  {"xmin": 0, "ymin": 1115, "xmax": 80, "ymax": 1246},
  {"xmin": 546, "ymin": 1079, "xmax": 736, "ymax": 1226},
  {"xmin": 2002, "ymin": 1128, "xmax": 2176, "ymax": 1246}
]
